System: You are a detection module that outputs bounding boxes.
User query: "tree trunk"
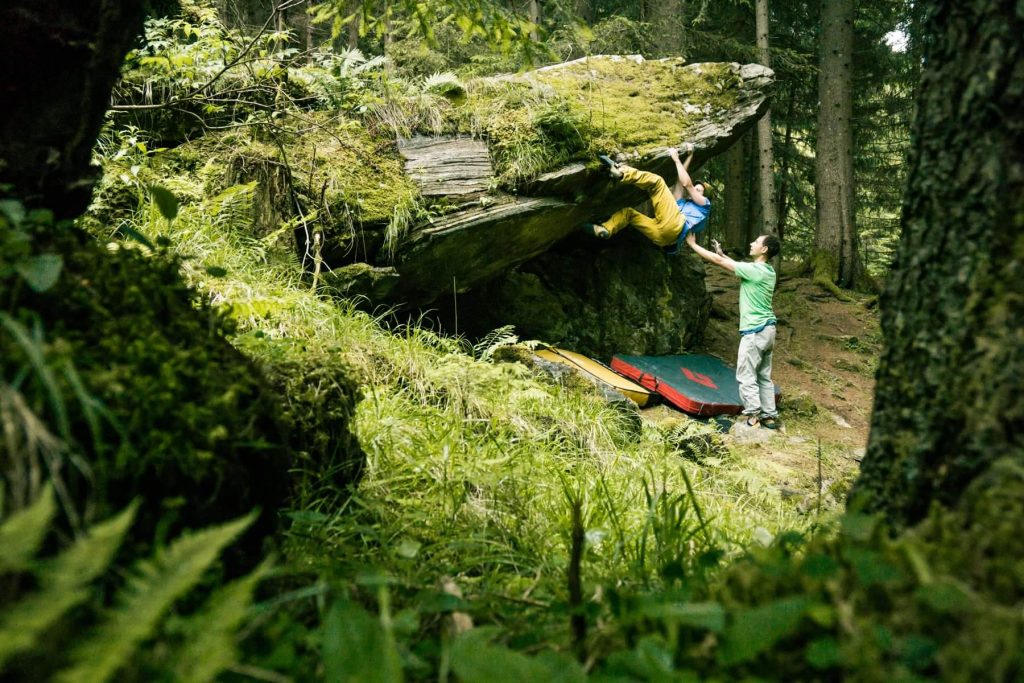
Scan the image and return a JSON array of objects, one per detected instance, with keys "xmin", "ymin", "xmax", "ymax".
[
  {"xmin": 0, "ymin": 1, "xmax": 145, "ymax": 217},
  {"xmin": 776, "ymin": 85, "xmax": 796, "ymax": 242},
  {"xmin": 347, "ymin": 0, "xmax": 361, "ymax": 50},
  {"xmin": 812, "ymin": 0, "xmax": 863, "ymax": 289},
  {"xmin": 575, "ymin": 0, "xmax": 593, "ymax": 24},
  {"xmin": 755, "ymin": 0, "xmax": 778, "ymax": 239},
  {"xmin": 528, "ymin": 0, "xmax": 542, "ymax": 41},
  {"xmin": 306, "ymin": 0, "xmax": 315, "ymax": 60},
  {"xmin": 724, "ymin": 135, "xmax": 749, "ymax": 253},
  {"xmin": 746, "ymin": 130, "xmax": 760, "ymax": 245},
  {"xmin": 853, "ymin": 0, "xmax": 1024, "ymax": 527}
]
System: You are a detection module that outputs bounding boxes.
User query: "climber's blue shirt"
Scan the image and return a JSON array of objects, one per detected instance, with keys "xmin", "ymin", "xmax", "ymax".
[{"xmin": 677, "ymin": 197, "xmax": 711, "ymax": 235}]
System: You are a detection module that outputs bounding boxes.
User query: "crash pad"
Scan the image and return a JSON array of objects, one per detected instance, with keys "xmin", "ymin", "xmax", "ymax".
[
  {"xmin": 610, "ymin": 353, "xmax": 781, "ymax": 416},
  {"xmin": 536, "ymin": 348, "xmax": 654, "ymax": 407}
]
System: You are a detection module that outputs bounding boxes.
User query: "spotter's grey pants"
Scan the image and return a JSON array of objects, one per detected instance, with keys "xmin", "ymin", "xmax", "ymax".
[{"xmin": 736, "ymin": 325, "xmax": 777, "ymax": 417}]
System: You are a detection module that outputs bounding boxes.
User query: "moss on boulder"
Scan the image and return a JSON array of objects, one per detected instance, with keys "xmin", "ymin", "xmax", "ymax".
[{"xmin": 1, "ymin": 217, "xmax": 362, "ymax": 547}]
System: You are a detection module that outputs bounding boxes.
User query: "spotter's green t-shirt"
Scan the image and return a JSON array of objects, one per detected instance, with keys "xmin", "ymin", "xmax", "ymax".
[{"xmin": 733, "ymin": 262, "xmax": 776, "ymax": 332}]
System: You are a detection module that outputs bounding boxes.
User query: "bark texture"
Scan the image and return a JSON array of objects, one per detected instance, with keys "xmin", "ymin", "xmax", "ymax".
[
  {"xmin": 723, "ymin": 135, "xmax": 749, "ymax": 252},
  {"xmin": 812, "ymin": 0, "xmax": 864, "ymax": 288},
  {"xmin": 0, "ymin": 0, "xmax": 145, "ymax": 217},
  {"xmin": 854, "ymin": 0, "xmax": 1024, "ymax": 526},
  {"xmin": 755, "ymin": 0, "xmax": 778, "ymax": 237}
]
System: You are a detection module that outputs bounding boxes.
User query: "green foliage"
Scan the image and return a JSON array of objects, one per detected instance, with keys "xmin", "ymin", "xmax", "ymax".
[
  {"xmin": 316, "ymin": 0, "xmax": 546, "ymax": 61},
  {"xmin": 171, "ymin": 560, "xmax": 271, "ymax": 683},
  {"xmin": 291, "ymin": 48, "xmax": 391, "ymax": 109},
  {"xmin": 147, "ymin": 184, "xmax": 179, "ymax": 221},
  {"xmin": 3, "ymin": 202, "xmax": 291, "ymax": 540},
  {"xmin": 323, "ymin": 598, "xmax": 404, "ymax": 683},
  {"xmin": 452, "ymin": 628, "xmax": 587, "ymax": 682},
  {"xmin": 0, "ymin": 487, "xmax": 263, "ymax": 682},
  {"xmin": 0, "ymin": 494, "xmax": 137, "ymax": 669},
  {"xmin": 0, "ymin": 203, "xmax": 64, "ymax": 294},
  {"xmin": 0, "ymin": 485, "xmax": 56, "ymax": 574},
  {"xmin": 57, "ymin": 513, "xmax": 256, "ymax": 683}
]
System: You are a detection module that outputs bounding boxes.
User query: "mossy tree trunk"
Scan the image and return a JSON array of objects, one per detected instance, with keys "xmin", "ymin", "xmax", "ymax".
[
  {"xmin": 812, "ymin": 0, "xmax": 864, "ymax": 290},
  {"xmin": 853, "ymin": 0, "xmax": 1024, "ymax": 527},
  {"xmin": 745, "ymin": 131, "xmax": 760, "ymax": 245},
  {"xmin": 528, "ymin": 0, "xmax": 541, "ymax": 41}
]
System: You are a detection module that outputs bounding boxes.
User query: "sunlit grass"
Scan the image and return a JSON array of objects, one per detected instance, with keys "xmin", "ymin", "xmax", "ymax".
[{"xmin": 85, "ymin": 172, "xmax": 827, "ymax": 652}]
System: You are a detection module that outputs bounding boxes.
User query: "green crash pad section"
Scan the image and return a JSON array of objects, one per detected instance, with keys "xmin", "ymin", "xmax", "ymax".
[{"xmin": 611, "ymin": 353, "xmax": 781, "ymax": 416}]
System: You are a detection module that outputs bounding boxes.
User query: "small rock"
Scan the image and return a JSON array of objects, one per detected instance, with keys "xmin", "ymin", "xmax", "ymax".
[
  {"xmin": 730, "ymin": 420, "xmax": 776, "ymax": 443},
  {"xmin": 830, "ymin": 412, "xmax": 852, "ymax": 428},
  {"xmin": 833, "ymin": 357, "xmax": 863, "ymax": 373},
  {"xmin": 752, "ymin": 527, "xmax": 774, "ymax": 546}
]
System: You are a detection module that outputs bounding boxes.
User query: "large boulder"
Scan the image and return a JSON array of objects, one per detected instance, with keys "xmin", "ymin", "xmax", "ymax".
[
  {"xmin": 190, "ymin": 56, "xmax": 774, "ymax": 354},
  {"xmin": 435, "ymin": 229, "xmax": 712, "ymax": 358},
  {"xmin": 383, "ymin": 57, "xmax": 774, "ymax": 308},
  {"xmin": 357, "ymin": 57, "xmax": 770, "ymax": 354}
]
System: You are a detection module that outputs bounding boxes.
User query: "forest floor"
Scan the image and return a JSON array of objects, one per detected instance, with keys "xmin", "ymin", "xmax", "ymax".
[{"xmin": 642, "ymin": 262, "xmax": 880, "ymax": 510}]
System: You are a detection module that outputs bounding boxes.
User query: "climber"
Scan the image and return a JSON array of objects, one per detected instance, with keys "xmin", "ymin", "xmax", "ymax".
[{"xmin": 582, "ymin": 143, "xmax": 710, "ymax": 253}]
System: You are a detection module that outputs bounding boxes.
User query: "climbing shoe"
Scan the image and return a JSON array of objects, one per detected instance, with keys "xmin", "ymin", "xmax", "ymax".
[
  {"xmin": 598, "ymin": 154, "xmax": 623, "ymax": 180},
  {"xmin": 581, "ymin": 223, "xmax": 611, "ymax": 239}
]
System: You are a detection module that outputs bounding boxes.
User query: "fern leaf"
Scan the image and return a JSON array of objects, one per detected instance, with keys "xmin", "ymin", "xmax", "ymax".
[
  {"xmin": 473, "ymin": 325, "xmax": 519, "ymax": 361},
  {"xmin": 55, "ymin": 511, "xmax": 257, "ymax": 683},
  {"xmin": 0, "ymin": 501, "xmax": 136, "ymax": 668},
  {"xmin": 0, "ymin": 485, "xmax": 55, "ymax": 573},
  {"xmin": 171, "ymin": 559, "xmax": 271, "ymax": 683},
  {"xmin": 423, "ymin": 72, "xmax": 466, "ymax": 100}
]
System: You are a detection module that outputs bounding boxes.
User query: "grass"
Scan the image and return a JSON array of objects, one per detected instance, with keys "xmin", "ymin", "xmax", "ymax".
[{"xmin": 81, "ymin": 138, "xmax": 844, "ymax": 670}]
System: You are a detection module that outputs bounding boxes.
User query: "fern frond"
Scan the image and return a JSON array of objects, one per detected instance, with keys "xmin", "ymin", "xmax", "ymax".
[
  {"xmin": 0, "ymin": 501, "xmax": 136, "ymax": 667},
  {"xmin": 473, "ymin": 325, "xmax": 519, "ymax": 361},
  {"xmin": 172, "ymin": 559, "xmax": 272, "ymax": 683},
  {"xmin": 355, "ymin": 54, "xmax": 388, "ymax": 74},
  {"xmin": 0, "ymin": 485, "xmax": 55, "ymax": 573},
  {"xmin": 55, "ymin": 511, "xmax": 257, "ymax": 683},
  {"xmin": 423, "ymin": 72, "xmax": 466, "ymax": 100},
  {"xmin": 336, "ymin": 47, "xmax": 366, "ymax": 70}
]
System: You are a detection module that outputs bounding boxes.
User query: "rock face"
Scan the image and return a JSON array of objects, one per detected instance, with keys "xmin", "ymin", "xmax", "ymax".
[
  {"xmin": 381, "ymin": 58, "xmax": 774, "ymax": 306},
  {"xmin": 211, "ymin": 56, "xmax": 774, "ymax": 355},
  {"xmin": 328, "ymin": 56, "xmax": 773, "ymax": 355},
  {"xmin": 436, "ymin": 229, "xmax": 711, "ymax": 358}
]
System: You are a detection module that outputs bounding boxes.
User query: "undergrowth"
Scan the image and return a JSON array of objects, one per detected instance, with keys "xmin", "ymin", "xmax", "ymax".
[
  {"xmin": 72, "ymin": 132, "xmax": 834, "ymax": 677},
  {"xmin": 13, "ymin": 5, "xmax": 1007, "ymax": 679}
]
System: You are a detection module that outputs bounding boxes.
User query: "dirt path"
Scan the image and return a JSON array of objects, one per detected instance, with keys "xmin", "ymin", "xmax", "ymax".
[
  {"xmin": 661, "ymin": 265, "xmax": 881, "ymax": 504},
  {"xmin": 700, "ymin": 267, "xmax": 878, "ymax": 440}
]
